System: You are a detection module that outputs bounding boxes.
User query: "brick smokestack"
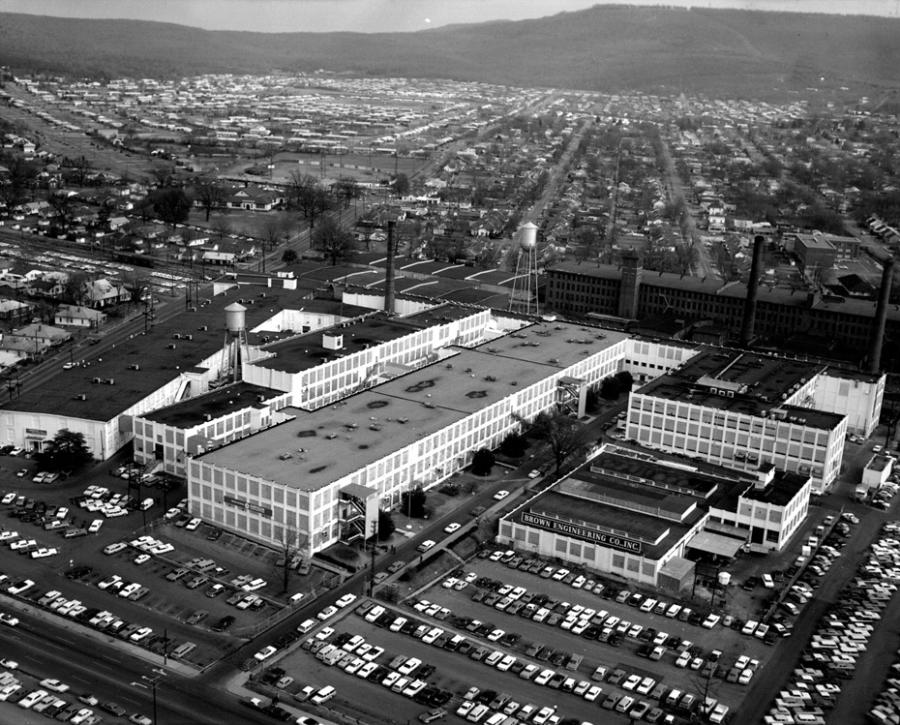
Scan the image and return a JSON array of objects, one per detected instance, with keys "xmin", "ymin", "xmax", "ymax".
[
  {"xmin": 384, "ymin": 220, "xmax": 396, "ymax": 315},
  {"xmin": 740, "ymin": 235, "xmax": 765, "ymax": 347},
  {"xmin": 868, "ymin": 255, "xmax": 894, "ymax": 374}
]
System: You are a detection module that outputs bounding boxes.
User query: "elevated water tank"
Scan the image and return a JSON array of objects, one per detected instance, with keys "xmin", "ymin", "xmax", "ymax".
[
  {"xmin": 519, "ymin": 221, "xmax": 538, "ymax": 249},
  {"xmin": 224, "ymin": 302, "xmax": 247, "ymax": 334}
]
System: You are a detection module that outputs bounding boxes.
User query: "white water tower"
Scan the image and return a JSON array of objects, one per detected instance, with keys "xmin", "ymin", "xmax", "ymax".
[
  {"xmin": 223, "ymin": 302, "xmax": 249, "ymax": 383},
  {"xmin": 508, "ymin": 222, "xmax": 540, "ymax": 316}
]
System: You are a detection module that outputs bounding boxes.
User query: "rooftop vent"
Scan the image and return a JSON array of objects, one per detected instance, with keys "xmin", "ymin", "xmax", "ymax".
[
  {"xmin": 129, "ymin": 364, "xmax": 140, "ymax": 371},
  {"xmin": 72, "ymin": 393, "xmax": 86, "ymax": 401}
]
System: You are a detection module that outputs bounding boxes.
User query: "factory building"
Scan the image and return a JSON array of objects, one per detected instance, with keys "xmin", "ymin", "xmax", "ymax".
[
  {"xmin": 497, "ymin": 446, "xmax": 812, "ymax": 590},
  {"xmin": 624, "ymin": 350, "xmax": 883, "ymax": 492}
]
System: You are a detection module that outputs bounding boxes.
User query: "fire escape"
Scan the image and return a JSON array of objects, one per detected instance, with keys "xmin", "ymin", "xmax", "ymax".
[{"xmin": 338, "ymin": 491, "xmax": 367, "ymax": 544}]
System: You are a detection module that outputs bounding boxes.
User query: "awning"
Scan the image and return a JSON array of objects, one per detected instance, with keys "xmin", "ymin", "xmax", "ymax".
[{"xmin": 687, "ymin": 530, "xmax": 744, "ymax": 558}]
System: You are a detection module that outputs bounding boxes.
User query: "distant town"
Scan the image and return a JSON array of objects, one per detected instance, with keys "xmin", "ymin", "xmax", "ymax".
[{"xmin": 0, "ymin": 59, "xmax": 898, "ymax": 725}]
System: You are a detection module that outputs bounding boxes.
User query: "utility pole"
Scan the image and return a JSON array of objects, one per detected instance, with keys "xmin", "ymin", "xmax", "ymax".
[
  {"xmin": 368, "ymin": 519, "xmax": 378, "ymax": 597},
  {"xmin": 141, "ymin": 669, "xmax": 166, "ymax": 725}
]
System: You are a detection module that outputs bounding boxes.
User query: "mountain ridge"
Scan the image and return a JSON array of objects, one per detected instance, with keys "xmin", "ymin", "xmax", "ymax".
[{"xmin": 1, "ymin": 6, "xmax": 898, "ymax": 97}]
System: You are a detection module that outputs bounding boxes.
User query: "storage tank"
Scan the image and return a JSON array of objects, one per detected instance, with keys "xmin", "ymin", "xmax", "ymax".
[
  {"xmin": 224, "ymin": 303, "xmax": 246, "ymax": 334},
  {"xmin": 519, "ymin": 221, "xmax": 538, "ymax": 249},
  {"xmin": 717, "ymin": 571, "xmax": 731, "ymax": 587}
]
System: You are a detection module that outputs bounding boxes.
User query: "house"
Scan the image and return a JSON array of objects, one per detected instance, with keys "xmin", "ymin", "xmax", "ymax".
[
  {"xmin": 83, "ymin": 279, "xmax": 129, "ymax": 308},
  {"xmin": 224, "ymin": 186, "xmax": 284, "ymax": 212},
  {"xmin": 54, "ymin": 304, "xmax": 108, "ymax": 329},
  {"xmin": 0, "ymin": 299, "xmax": 33, "ymax": 323}
]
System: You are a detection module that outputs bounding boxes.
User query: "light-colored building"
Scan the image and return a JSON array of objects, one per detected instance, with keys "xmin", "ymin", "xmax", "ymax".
[
  {"xmin": 54, "ymin": 304, "xmax": 107, "ymax": 329},
  {"xmin": 133, "ymin": 382, "xmax": 293, "ymax": 477},
  {"xmin": 625, "ymin": 350, "xmax": 881, "ymax": 492},
  {"xmin": 498, "ymin": 446, "xmax": 811, "ymax": 589},
  {"xmin": 862, "ymin": 454, "xmax": 894, "ymax": 489},
  {"xmin": 706, "ymin": 463, "xmax": 810, "ymax": 552},
  {"xmin": 189, "ymin": 322, "xmax": 633, "ymax": 554}
]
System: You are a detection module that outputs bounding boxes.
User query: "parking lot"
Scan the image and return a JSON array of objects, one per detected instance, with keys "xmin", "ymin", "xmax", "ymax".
[
  {"xmin": 250, "ymin": 544, "xmax": 784, "ymax": 725},
  {"xmin": 0, "ymin": 452, "xmax": 337, "ymax": 669}
]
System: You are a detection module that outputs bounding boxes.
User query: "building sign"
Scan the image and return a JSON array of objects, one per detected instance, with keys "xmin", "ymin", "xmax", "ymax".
[
  {"xmin": 25, "ymin": 428, "xmax": 46, "ymax": 436},
  {"xmin": 521, "ymin": 512, "xmax": 643, "ymax": 554},
  {"xmin": 224, "ymin": 495, "xmax": 272, "ymax": 518}
]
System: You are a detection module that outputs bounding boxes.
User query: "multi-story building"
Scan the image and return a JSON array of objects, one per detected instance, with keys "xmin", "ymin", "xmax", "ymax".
[
  {"xmin": 132, "ymin": 382, "xmax": 293, "ymax": 477},
  {"xmin": 497, "ymin": 446, "xmax": 812, "ymax": 590},
  {"xmin": 189, "ymin": 322, "xmax": 633, "ymax": 554},
  {"xmin": 625, "ymin": 350, "xmax": 882, "ymax": 492},
  {"xmin": 544, "ymin": 260, "xmax": 900, "ymax": 370}
]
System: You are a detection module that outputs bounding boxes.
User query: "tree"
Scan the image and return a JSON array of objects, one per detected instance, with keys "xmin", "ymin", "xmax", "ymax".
[
  {"xmin": 500, "ymin": 432, "xmax": 528, "ymax": 458},
  {"xmin": 334, "ymin": 177, "xmax": 361, "ymax": 209},
  {"xmin": 391, "ymin": 173, "xmax": 410, "ymax": 197},
  {"xmin": 287, "ymin": 171, "xmax": 332, "ymax": 229},
  {"xmin": 599, "ymin": 376, "xmax": 621, "ymax": 400},
  {"xmin": 193, "ymin": 175, "xmax": 226, "ymax": 222},
  {"xmin": 377, "ymin": 510, "xmax": 395, "ymax": 541},
  {"xmin": 614, "ymin": 370, "xmax": 634, "ymax": 393},
  {"xmin": 312, "ymin": 214, "xmax": 355, "ymax": 266},
  {"xmin": 471, "ymin": 448, "xmax": 495, "ymax": 476},
  {"xmin": 35, "ymin": 429, "xmax": 93, "ymax": 473},
  {"xmin": 149, "ymin": 162, "xmax": 175, "ymax": 188},
  {"xmin": 276, "ymin": 526, "xmax": 307, "ymax": 594},
  {"xmin": 281, "ymin": 248, "xmax": 298, "ymax": 265},
  {"xmin": 586, "ymin": 387, "xmax": 601, "ymax": 414},
  {"xmin": 529, "ymin": 411, "xmax": 585, "ymax": 476},
  {"xmin": 400, "ymin": 485, "xmax": 427, "ymax": 519},
  {"xmin": 150, "ymin": 187, "xmax": 192, "ymax": 227}
]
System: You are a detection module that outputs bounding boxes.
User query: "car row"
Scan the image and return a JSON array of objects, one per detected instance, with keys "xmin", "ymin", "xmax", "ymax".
[{"xmin": 766, "ymin": 521, "xmax": 900, "ymax": 724}]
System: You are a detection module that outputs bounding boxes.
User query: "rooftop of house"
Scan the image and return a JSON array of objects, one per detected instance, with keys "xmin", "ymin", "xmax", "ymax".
[{"xmin": 140, "ymin": 382, "xmax": 283, "ymax": 428}]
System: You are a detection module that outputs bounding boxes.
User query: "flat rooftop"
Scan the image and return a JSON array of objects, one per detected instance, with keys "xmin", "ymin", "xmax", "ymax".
[
  {"xmin": 251, "ymin": 313, "xmax": 419, "ymax": 374},
  {"xmin": 510, "ymin": 486, "xmax": 699, "ymax": 561},
  {"xmin": 474, "ymin": 320, "xmax": 629, "ymax": 370},
  {"xmin": 197, "ymin": 321, "xmax": 629, "ymax": 491},
  {"xmin": 141, "ymin": 382, "xmax": 282, "ymax": 428},
  {"xmin": 742, "ymin": 471, "xmax": 810, "ymax": 507},
  {"xmin": 2, "ymin": 286, "xmax": 312, "ymax": 422},
  {"xmin": 866, "ymin": 455, "xmax": 893, "ymax": 473},
  {"xmin": 636, "ymin": 349, "xmax": 843, "ymax": 427},
  {"xmin": 196, "ymin": 395, "xmax": 467, "ymax": 492}
]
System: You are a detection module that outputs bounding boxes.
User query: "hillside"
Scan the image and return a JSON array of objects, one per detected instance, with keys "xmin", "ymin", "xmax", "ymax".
[{"xmin": 1, "ymin": 5, "xmax": 898, "ymax": 96}]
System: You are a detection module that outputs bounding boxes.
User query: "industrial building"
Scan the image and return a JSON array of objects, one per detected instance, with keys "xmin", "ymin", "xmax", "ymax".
[
  {"xmin": 544, "ymin": 251, "xmax": 898, "ymax": 371},
  {"xmin": 625, "ymin": 349, "xmax": 883, "ymax": 492},
  {"xmin": 497, "ymin": 445, "xmax": 812, "ymax": 590}
]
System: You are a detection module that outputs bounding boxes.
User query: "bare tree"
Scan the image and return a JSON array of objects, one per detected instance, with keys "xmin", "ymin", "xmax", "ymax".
[
  {"xmin": 312, "ymin": 214, "xmax": 356, "ymax": 266},
  {"xmin": 277, "ymin": 526, "xmax": 308, "ymax": 595},
  {"xmin": 520, "ymin": 410, "xmax": 586, "ymax": 477},
  {"xmin": 192, "ymin": 175, "xmax": 226, "ymax": 222}
]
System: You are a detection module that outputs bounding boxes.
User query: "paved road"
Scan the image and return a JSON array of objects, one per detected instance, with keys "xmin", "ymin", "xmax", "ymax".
[
  {"xmin": 732, "ymin": 496, "xmax": 894, "ymax": 725},
  {"xmin": 0, "ymin": 602, "xmax": 280, "ymax": 725},
  {"xmin": 655, "ymin": 132, "xmax": 715, "ymax": 280}
]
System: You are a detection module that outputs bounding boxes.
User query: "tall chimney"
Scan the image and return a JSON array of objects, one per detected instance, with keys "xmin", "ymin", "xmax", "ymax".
[
  {"xmin": 740, "ymin": 235, "xmax": 765, "ymax": 347},
  {"xmin": 868, "ymin": 256, "xmax": 894, "ymax": 374},
  {"xmin": 384, "ymin": 220, "xmax": 396, "ymax": 315}
]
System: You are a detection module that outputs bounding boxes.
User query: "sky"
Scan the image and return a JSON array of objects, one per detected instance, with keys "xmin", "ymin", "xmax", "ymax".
[{"xmin": 0, "ymin": 0, "xmax": 895, "ymax": 33}]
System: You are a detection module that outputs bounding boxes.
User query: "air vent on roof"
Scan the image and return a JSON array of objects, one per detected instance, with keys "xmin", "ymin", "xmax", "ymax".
[
  {"xmin": 168, "ymin": 343, "xmax": 176, "ymax": 350},
  {"xmin": 92, "ymin": 377, "xmax": 101, "ymax": 384},
  {"xmin": 72, "ymin": 394, "xmax": 86, "ymax": 401},
  {"xmin": 199, "ymin": 325, "xmax": 208, "ymax": 332},
  {"xmin": 129, "ymin": 364, "xmax": 140, "ymax": 371},
  {"xmin": 185, "ymin": 334, "xmax": 193, "ymax": 341},
  {"xmin": 107, "ymin": 378, "xmax": 115, "ymax": 385},
  {"xmin": 173, "ymin": 333, "xmax": 181, "ymax": 339}
]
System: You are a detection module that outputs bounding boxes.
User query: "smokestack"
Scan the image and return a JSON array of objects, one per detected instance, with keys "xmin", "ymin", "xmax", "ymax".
[
  {"xmin": 868, "ymin": 256, "xmax": 894, "ymax": 374},
  {"xmin": 384, "ymin": 220, "xmax": 396, "ymax": 315},
  {"xmin": 740, "ymin": 235, "xmax": 765, "ymax": 347}
]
